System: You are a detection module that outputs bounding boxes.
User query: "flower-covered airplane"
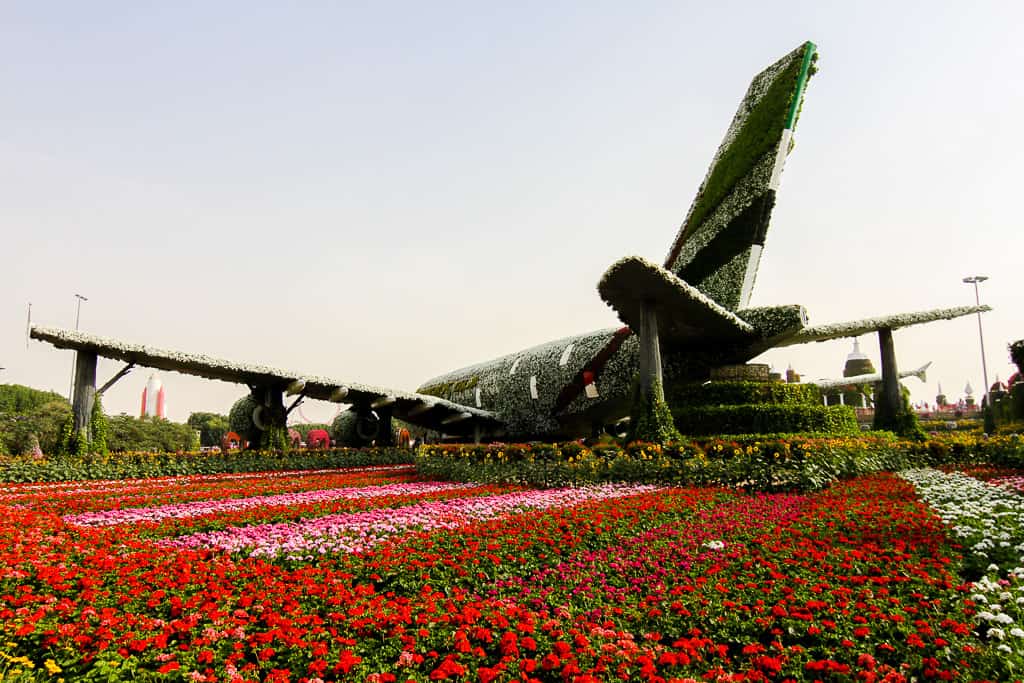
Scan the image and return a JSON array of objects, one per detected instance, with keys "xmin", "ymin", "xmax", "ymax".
[{"xmin": 32, "ymin": 41, "xmax": 987, "ymax": 446}]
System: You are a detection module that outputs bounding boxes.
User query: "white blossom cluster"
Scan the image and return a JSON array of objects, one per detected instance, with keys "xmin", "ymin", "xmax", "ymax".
[
  {"xmin": 968, "ymin": 567, "xmax": 1024, "ymax": 661},
  {"xmin": 901, "ymin": 467, "xmax": 1024, "ymax": 662},
  {"xmin": 899, "ymin": 468, "xmax": 1024, "ymax": 566}
]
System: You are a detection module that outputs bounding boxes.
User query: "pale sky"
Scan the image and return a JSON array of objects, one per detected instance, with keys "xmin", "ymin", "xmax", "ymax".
[{"xmin": 3, "ymin": 1, "xmax": 1022, "ymax": 424}]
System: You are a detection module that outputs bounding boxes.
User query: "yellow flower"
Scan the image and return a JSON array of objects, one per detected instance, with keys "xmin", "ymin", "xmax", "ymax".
[{"xmin": 44, "ymin": 659, "xmax": 62, "ymax": 675}]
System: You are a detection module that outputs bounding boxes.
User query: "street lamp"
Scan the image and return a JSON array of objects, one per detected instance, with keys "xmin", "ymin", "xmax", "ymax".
[
  {"xmin": 68, "ymin": 294, "xmax": 89, "ymax": 400},
  {"xmin": 962, "ymin": 276, "xmax": 990, "ymax": 409}
]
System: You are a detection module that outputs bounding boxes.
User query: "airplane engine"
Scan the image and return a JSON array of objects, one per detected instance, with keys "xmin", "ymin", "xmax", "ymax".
[{"xmin": 331, "ymin": 408, "xmax": 381, "ymax": 447}]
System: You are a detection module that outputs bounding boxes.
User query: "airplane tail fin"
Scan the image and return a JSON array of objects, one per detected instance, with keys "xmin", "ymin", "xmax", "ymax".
[
  {"xmin": 909, "ymin": 361, "xmax": 931, "ymax": 384},
  {"xmin": 664, "ymin": 42, "xmax": 817, "ymax": 311}
]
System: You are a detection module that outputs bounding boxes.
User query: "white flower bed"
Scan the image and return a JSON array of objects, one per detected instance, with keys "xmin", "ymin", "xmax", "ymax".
[
  {"xmin": 899, "ymin": 468, "xmax": 1024, "ymax": 572},
  {"xmin": 901, "ymin": 467, "xmax": 1024, "ymax": 662}
]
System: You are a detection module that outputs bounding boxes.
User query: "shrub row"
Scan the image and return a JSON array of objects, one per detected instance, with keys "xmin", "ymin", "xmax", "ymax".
[
  {"xmin": 666, "ymin": 380, "xmax": 822, "ymax": 407},
  {"xmin": 671, "ymin": 404, "xmax": 859, "ymax": 436},
  {"xmin": 0, "ymin": 447, "xmax": 414, "ymax": 483},
  {"xmin": 415, "ymin": 433, "xmax": 1024, "ymax": 492}
]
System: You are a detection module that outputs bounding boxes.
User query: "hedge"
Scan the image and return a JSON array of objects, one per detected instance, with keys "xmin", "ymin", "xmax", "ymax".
[
  {"xmin": 415, "ymin": 433, "xmax": 1024, "ymax": 492},
  {"xmin": 672, "ymin": 404, "xmax": 859, "ymax": 436},
  {"xmin": 666, "ymin": 380, "xmax": 822, "ymax": 407},
  {"xmin": 0, "ymin": 447, "xmax": 414, "ymax": 483}
]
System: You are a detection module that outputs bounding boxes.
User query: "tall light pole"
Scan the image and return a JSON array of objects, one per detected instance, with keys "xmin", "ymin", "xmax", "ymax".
[
  {"xmin": 962, "ymin": 276, "xmax": 989, "ymax": 409},
  {"xmin": 68, "ymin": 294, "xmax": 89, "ymax": 400}
]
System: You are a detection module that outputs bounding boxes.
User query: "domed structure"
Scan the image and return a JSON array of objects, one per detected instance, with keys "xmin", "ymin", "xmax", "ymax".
[
  {"xmin": 823, "ymin": 339, "xmax": 875, "ymax": 409},
  {"xmin": 843, "ymin": 338, "xmax": 875, "ymax": 378}
]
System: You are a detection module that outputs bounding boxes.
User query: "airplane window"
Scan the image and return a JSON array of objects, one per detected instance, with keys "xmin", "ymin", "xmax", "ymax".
[{"xmin": 559, "ymin": 343, "xmax": 575, "ymax": 367}]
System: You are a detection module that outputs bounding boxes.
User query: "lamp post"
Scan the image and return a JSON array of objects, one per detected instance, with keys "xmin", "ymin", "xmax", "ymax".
[
  {"xmin": 67, "ymin": 294, "xmax": 89, "ymax": 400},
  {"xmin": 962, "ymin": 276, "xmax": 989, "ymax": 409}
]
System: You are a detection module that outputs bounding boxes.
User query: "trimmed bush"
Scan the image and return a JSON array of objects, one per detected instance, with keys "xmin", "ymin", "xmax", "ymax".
[
  {"xmin": 672, "ymin": 404, "xmax": 858, "ymax": 437},
  {"xmin": 666, "ymin": 380, "xmax": 822, "ymax": 407},
  {"xmin": 0, "ymin": 447, "xmax": 413, "ymax": 483},
  {"xmin": 415, "ymin": 433, "xmax": 1024, "ymax": 492}
]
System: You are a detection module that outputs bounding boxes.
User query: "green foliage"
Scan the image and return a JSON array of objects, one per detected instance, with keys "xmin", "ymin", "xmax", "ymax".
[
  {"xmin": 263, "ymin": 424, "xmax": 289, "ymax": 453},
  {"xmin": 665, "ymin": 379, "xmax": 852, "ymax": 437},
  {"xmin": 0, "ymin": 447, "xmax": 413, "ymax": 483},
  {"xmin": 228, "ymin": 396, "xmax": 258, "ymax": 441},
  {"xmin": 735, "ymin": 305, "xmax": 807, "ymax": 340},
  {"xmin": 678, "ymin": 52, "xmax": 807, "ymax": 247},
  {"xmin": 629, "ymin": 381, "xmax": 680, "ymax": 444},
  {"xmin": 187, "ymin": 411, "xmax": 230, "ymax": 447},
  {"xmin": 0, "ymin": 396, "xmax": 72, "ymax": 457},
  {"xmin": 55, "ymin": 415, "xmax": 74, "ymax": 457},
  {"xmin": 0, "ymin": 384, "xmax": 66, "ymax": 413},
  {"xmin": 415, "ymin": 432, "xmax": 1017, "ymax": 492},
  {"xmin": 1011, "ymin": 339, "xmax": 1024, "ymax": 374},
  {"xmin": 873, "ymin": 387, "xmax": 925, "ymax": 439},
  {"xmin": 667, "ymin": 380, "xmax": 821, "ymax": 407},
  {"xmin": 90, "ymin": 394, "xmax": 108, "ymax": 456},
  {"xmin": 104, "ymin": 414, "xmax": 197, "ymax": 453},
  {"xmin": 228, "ymin": 395, "xmax": 288, "ymax": 451},
  {"xmin": 673, "ymin": 404, "xmax": 858, "ymax": 436}
]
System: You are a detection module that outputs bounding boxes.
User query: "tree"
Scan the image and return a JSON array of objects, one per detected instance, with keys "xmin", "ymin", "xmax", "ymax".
[
  {"xmin": 0, "ymin": 384, "xmax": 67, "ymax": 413},
  {"xmin": 106, "ymin": 414, "xmax": 198, "ymax": 452},
  {"xmin": 0, "ymin": 391, "xmax": 72, "ymax": 457},
  {"xmin": 187, "ymin": 412, "xmax": 230, "ymax": 447}
]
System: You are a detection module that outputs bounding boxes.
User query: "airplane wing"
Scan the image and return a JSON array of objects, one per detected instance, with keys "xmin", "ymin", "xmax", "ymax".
[
  {"xmin": 772, "ymin": 305, "xmax": 990, "ymax": 347},
  {"xmin": 598, "ymin": 256, "xmax": 756, "ymax": 347},
  {"xmin": 29, "ymin": 326, "xmax": 499, "ymax": 434}
]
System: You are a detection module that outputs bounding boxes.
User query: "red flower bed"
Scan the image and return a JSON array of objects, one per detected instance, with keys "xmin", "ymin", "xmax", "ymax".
[{"xmin": 0, "ymin": 471, "xmax": 1010, "ymax": 681}]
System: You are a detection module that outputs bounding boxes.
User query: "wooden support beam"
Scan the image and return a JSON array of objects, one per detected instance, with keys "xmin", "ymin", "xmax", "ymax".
[
  {"xmin": 72, "ymin": 351, "xmax": 98, "ymax": 439},
  {"xmin": 286, "ymin": 394, "xmax": 305, "ymax": 416},
  {"xmin": 96, "ymin": 363, "xmax": 135, "ymax": 396},
  {"xmin": 877, "ymin": 327, "xmax": 901, "ymax": 420},
  {"xmin": 377, "ymin": 409, "xmax": 394, "ymax": 447},
  {"xmin": 637, "ymin": 301, "xmax": 664, "ymax": 399}
]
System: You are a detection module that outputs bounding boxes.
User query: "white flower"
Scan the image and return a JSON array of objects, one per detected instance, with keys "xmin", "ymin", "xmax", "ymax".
[
  {"xmin": 988, "ymin": 627, "xmax": 1006, "ymax": 640},
  {"xmin": 1010, "ymin": 627, "xmax": 1024, "ymax": 638},
  {"xmin": 998, "ymin": 644, "xmax": 1012, "ymax": 653},
  {"xmin": 703, "ymin": 540, "xmax": 725, "ymax": 551},
  {"xmin": 978, "ymin": 611, "xmax": 997, "ymax": 621}
]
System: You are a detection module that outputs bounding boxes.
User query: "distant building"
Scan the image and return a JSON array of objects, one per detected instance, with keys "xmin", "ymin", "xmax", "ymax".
[
  {"xmin": 140, "ymin": 373, "xmax": 166, "ymax": 419},
  {"xmin": 824, "ymin": 339, "xmax": 875, "ymax": 408},
  {"xmin": 785, "ymin": 364, "xmax": 800, "ymax": 384}
]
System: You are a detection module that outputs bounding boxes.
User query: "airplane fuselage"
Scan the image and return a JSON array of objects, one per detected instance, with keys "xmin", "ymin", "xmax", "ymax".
[{"xmin": 414, "ymin": 326, "xmax": 748, "ymax": 440}]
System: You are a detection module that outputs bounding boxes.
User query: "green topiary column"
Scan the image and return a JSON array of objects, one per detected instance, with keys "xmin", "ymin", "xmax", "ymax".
[{"xmin": 629, "ymin": 379, "xmax": 681, "ymax": 444}]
